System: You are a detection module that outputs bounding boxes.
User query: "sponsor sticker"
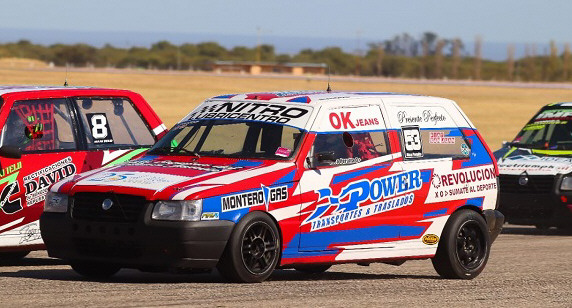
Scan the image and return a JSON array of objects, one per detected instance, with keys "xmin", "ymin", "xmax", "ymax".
[
  {"xmin": 304, "ymin": 170, "xmax": 423, "ymax": 231},
  {"xmin": 401, "ymin": 126, "xmax": 423, "ymax": 158},
  {"xmin": 461, "ymin": 143, "xmax": 470, "ymax": 156},
  {"xmin": 396, "ymin": 108, "xmax": 450, "ymax": 127},
  {"xmin": 126, "ymin": 160, "xmax": 243, "ymax": 172},
  {"xmin": 321, "ymin": 106, "xmax": 385, "ymax": 132},
  {"xmin": 429, "ymin": 165, "xmax": 497, "ymax": 202},
  {"xmin": 201, "ymin": 212, "xmax": 220, "ymax": 220},
  {"xmin": 221, "ymin": 185, "xmax": 288, "ymax": 212},
  {"xmin": 422, "ymin": 234, "xmax": 439, "ymax": 245},
  {"xmin": 186, "ymin": 101, "xmax": 313, "ymax": 128},
  {"xmin": 83, "ymin": 171, "xmax": 189, "ymax": 190},
  {"xmin": 429, "ymin": 132, "xmax": 456, "ymax": 144},
  {"xmin": 275, "ymin": 147, "xmax": 291, "ymax": 157},
  {"xmin": 23, "ymin": 157, "xmax": 77, "ymax": 206}
]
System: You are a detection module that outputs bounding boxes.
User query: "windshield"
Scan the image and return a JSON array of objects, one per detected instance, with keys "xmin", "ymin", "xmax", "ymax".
[
  {"xmin": 512, "ymin": 108, "xmax": 572, "ymax": 150},
  {"xmin": 149, "ymin": 120, "xmax": 304, "ymax": 159}
]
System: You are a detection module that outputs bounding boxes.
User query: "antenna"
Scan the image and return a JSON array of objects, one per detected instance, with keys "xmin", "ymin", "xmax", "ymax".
[
  {"xmin": 326, "ymin": 66, "xmax": 332, "ymax": 93},
  {"xmin": 63, "ymin": 64, "xmax": 69, "ymax": 87}
]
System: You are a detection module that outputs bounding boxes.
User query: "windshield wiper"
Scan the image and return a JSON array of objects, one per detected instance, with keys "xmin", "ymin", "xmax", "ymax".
[
  {"xmin": 178, "ymin": 148, "xmax": 201, "ymax": 158},
  {"xmin": 147, "ymin": 147, "xmax": 173, "ymax": 155}
]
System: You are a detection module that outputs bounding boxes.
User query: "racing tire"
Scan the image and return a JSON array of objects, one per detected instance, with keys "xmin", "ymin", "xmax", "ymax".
[
  {"xmin": 294, "ymin": 264, "xmax": 331, "ymax": 274},
  {"xmin": 431, "ymin": 209, "xmax": 490, "ymax": 279},
  {"xmin": 70, "ymin": 261, "xmax": 121, "ymax": 279},
  {"xmin": 217, "ymin": 212, "xmax": 281, "ymax": 283},
  {"xmin": 0, "ymin": 251, "xmax": 30, "ymax": 260}
]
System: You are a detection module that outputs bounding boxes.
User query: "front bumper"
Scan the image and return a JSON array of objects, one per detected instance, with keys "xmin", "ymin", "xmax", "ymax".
[{"xmin": 40, "ymin": 212, "xmax": 234, "ymax": 270}]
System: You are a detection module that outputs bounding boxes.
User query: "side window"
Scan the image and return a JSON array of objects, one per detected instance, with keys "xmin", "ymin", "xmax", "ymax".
[
  {"xmin": 402, "ymin": 128, "xmax": 471, "ymax": 159},
  {"xmin": 0, "ymin": 98, "xmax": 76, "ymax": 152},
  {"xmin": 74, "ymin": 97, "xmax": 155, "ymax": 149},
  {"xmin": 313, "ymin": 131, "xmax": 388, "ymax": 167},
  {"xmin": 422, "ymin": 129, "xmax": 471, "ymax": 158}
]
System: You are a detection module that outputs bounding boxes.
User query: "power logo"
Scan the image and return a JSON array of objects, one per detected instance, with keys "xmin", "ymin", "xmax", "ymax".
[{"xmin": 304, "ymin": 170, "xmax": 423, "ymax": 225}]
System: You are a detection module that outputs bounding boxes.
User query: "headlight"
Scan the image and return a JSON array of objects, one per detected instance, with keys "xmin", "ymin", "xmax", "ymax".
[
  {"xmin": 44, "ymin": 191, "xmax": 69, "ymax": 213},
  {"xmin": 561, "ymin": 177, "xmax": 572, "ymax": 190},
  {"xmin": 152, "ymin": 200, "xmax": 202, "ymax": 221}
]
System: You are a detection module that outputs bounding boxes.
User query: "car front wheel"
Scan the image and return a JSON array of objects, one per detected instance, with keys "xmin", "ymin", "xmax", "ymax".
[
  {"xmin": 217, "ymin": 212, "xmax": 281, "ymax": 283},
  {"xmin": 71, "ymin": 261, "xmax": 121, "ymax": 279},
  {"xmin": 431, "ymin": 209, "xmax": 490, "ymax": 279}
]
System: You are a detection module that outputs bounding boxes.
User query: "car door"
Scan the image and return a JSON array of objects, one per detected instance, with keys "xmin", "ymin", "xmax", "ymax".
[
  {"xmin": 0, "ymin": 97, "xmax": 81, "ymax": 249},
  {"xmin": 298, "ymin": 102, "xmax": 405, "ymax": 252}
]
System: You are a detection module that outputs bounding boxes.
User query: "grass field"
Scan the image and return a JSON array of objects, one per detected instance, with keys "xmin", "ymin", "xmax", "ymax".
[{"xmin": 2, "ymin": 68, "xmax": 572, "ymax": 149}]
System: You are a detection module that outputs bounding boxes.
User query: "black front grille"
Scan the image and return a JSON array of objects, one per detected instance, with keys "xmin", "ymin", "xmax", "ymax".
[
  {"xmin": 499, "ymin": 175, "xmax": 555, "ymax": 194},
  {"xmin": 73, "ymin": 237, "xmax": 141, "ymax": 259},
  {"xmin": 71, "ymin": 193, "xmax": 147, "ymax": 223}
]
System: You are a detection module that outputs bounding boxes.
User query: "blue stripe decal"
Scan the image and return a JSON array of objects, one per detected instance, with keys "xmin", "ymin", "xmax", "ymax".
[
  {"xmin": 274, "ymin": 169, "xmax": 296, "ymax": 185},
  {"xmin": 465, "ymin": 197, "xmax": 484, "ymax": 209},
  {"xmin": 296, "ymin": 225, "xmax": 425, "ymax": 251},
  {"xmin": 332, "ymin": 165, "xmax": 388, "ymax": 185},
  {"xmin": 424, "ymin": 208, "xmax": 448, "ymax": 218},
  {"xmin": 461, "ymin": 135, "xmax": 493, "ymax": 168},
  {"xmin": 287, "ymin": 96, "xmax": 311, "ymax": 103},
  {"xmin": 212, "ymin": 94, "xmax": 237, "ymax": 99},
  {"xmin": 231, "ymin": 160, "xmax": 264, "ymax": 167},
  {"xmin": 420, "ymin": 170, "xmax": 432, "ymax": 183}
]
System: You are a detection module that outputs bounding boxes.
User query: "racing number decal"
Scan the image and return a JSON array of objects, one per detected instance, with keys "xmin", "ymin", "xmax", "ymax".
[
  {"xmin": 402, "ymin": 126, "xmax": 423, "ymax": 158},
  {"xmin": 91, "ymin": 114, "xmax": 108, "ymax": 139},
  {"xmin": 0, "ymin": 182, "xmax": 23, "ymax": 214},
  {"xmin": 86, "ymin": 113, "xmax": 114, "ymax": 144}
]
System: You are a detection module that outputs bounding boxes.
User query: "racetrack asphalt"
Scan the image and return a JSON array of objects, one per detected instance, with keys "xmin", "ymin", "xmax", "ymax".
[{"xmin": 0, "ymin": 225, "xmax": 570, "ymax": 307}]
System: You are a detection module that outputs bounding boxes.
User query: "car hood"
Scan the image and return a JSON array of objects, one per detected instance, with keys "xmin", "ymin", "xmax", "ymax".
[
  {"xmin": 496, "ymin": 147, "xmax": 572, "ymax": 175},
  {"xmin": 54, "ymin": 155, "xmax": 297, "ymax": 200}
]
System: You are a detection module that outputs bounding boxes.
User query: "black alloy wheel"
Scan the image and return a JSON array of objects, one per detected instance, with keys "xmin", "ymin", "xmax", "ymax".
[
  {"xmin": 241, "ymin": 221, "xmax": 279, "ymax": 275},
  {"xmin": 455, "ymin": 221, "xmax": 486, "ymax": 271},
  {"xmin": 432, "ymin": 209, "xmax": 490, "ymax": 279},
  {"xmin": 217, "ymin": 212, "xmax": 281, "ymax": 283}
]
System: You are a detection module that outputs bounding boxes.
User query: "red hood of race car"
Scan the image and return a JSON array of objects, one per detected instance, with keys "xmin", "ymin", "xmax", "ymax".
[{"xmin": 56, "ymin": 155, "xmax": 297, "ymax": 200}]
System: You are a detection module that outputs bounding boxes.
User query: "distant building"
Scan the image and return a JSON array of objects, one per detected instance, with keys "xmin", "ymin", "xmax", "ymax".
[{"xmin": 212, "ymin": 61, "xmax": 327, "ymax": 75}]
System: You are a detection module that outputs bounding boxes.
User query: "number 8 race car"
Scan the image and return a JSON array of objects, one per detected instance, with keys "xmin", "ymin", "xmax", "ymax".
[
  {"xmin": 40, "ymin": 91, "xmax": 504, "ymax": 282},
  {"xmin": 0, "ymin": 86, "xmax": 166, "ymax": 260}
]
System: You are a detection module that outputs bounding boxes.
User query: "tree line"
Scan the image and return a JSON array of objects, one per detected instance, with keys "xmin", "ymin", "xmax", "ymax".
[{"xmin": 0, "ymin": 32, "xmax": 570, "ymax": 82}]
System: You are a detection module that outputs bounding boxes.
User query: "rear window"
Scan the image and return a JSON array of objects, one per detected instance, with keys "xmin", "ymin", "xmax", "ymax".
[{"xmin": 74, "ymin": 97, "xmax": 155, "ymax": 149}]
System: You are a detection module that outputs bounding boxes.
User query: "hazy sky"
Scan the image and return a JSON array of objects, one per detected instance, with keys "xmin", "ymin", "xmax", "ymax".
[{"xmin": 0, "ymin": 0, "xmax": 569, "ymax": 44}]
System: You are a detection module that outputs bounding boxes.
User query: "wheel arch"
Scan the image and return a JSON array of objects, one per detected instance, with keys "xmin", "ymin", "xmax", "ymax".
[{"xmin": 251, "ymin": 210, "xmax": 285, "ymax": 264}]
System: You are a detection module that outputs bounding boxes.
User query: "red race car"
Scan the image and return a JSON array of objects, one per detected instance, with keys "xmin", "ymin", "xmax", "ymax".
[{"xmin": 0, "ymin": 86, "xmax": 166, "ymax": 260}]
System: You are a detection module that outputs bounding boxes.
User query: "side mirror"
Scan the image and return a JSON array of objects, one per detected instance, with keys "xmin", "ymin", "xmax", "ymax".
[
  {"xmin": 307, "ymin": 151, "xmax": 335, "ymax": 169},
  {"xmin": 0, "ymin": 145, "xmax": 22, "ymax": 159},
  {"xmin": 316, "ymin": 151, "xmax": 335, "ymax": 163}
]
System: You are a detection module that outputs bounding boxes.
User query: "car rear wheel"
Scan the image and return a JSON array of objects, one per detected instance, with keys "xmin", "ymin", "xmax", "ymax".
[
  {"xmin": 432, "ymin": 209, "xmax": 490, "ymax": 279},
  {"xmin": 71, "ymin": 261, "xmax": 121, "ymax": 279},
  {"xmin": 217, "ymin": 212, "xmax": 281, "ymax": 283}
]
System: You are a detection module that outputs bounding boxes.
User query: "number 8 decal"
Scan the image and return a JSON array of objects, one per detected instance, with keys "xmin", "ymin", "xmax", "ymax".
[
  {"xmin": 91, "ymin": 114, "xmax": 108, "ymax": 139},
  {"xmin": 86, "ymin": 113, "xmax": 114, "ymax": 144}
]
